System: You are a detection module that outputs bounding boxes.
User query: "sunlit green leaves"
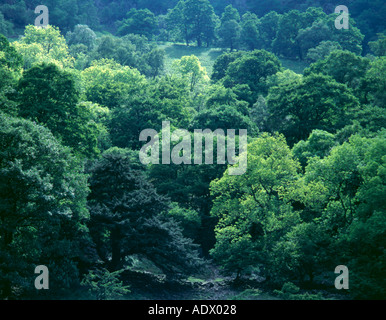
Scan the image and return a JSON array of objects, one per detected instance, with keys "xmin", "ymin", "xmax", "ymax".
[{"xmin": 13, "ymin": 25, "xmax": 74, "ymax": 69}]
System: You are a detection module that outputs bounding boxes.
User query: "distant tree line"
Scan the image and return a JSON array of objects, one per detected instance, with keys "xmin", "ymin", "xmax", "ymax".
[{"xmin": 1, "ymin": 0, "xmax": 385, "ymax": 53}]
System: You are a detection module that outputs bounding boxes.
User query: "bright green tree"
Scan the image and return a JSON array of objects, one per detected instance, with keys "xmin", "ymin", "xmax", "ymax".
[
  {"xmin": 210, "ymin": 133, "xmax": 301, "ymax": 278},
  {"xmin": 81, "ymin": 269, "xmax": 130, "ymax": 300},
  {"xmin": 0, "ymin": 34, "xmax": 23, "ymax": 116},
  {"xmin": 13, "ymin": 25, "xmax": 74, "ymax": 69},
  {"xmin": 172, "ymin": 55, "xmax": 210, "ymax": 91},
  {"xmin": 82, "ymin": 59, "xmax": 146, "ymax": 109},
  {"xmin": 292, "ymin": 133, "xmax": 386, "ymax": 298}
]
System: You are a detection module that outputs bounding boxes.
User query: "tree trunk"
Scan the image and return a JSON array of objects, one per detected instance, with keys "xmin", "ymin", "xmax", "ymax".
[
  {"xmin": 2, "ymin": 279, "xmax": 12, "ymax": 299},
  {"xmin": 297, "ymin": 40, "xmax": 303, "ymax": 60},
  {"xmin": 197, "ymin": 36, "xmax": 202, "ymax": 47},
  {"xmin": 110, "ymin": 226, "xmax": 121, "ymax": 270},
  {"xmin": 235, "ymin": 269, "xmax": 241, "ymax": 281},
  {"xmin": 185, "ymin": 25, "xmax": 189, "ymax": 47}
]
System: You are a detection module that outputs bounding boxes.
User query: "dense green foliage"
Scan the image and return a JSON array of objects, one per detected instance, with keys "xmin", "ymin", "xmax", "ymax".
[
  {"xmin": 0, "ymin": 0, "xmax": 385, "ymax": 300},
  {"xmin": 0, "ymin": 113, "xmax": 92, "ymax": 298},
  {"xmin": 87, "ymin": 148, "xmax": 203, "ymax": 276}
]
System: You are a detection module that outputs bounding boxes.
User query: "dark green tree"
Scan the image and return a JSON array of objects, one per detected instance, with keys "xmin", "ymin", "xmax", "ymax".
[
  {"xmin": 190, "ymin": 104, "xmax": 254, "ymax": 133},
  {"xmin": 167, "ymin": 0, "xmax": 218, "ymax": 47},
  {"xmin": 144, "ymin": 48, "xmax": 166, "ymax": 78},
  {"xmin": 222, "ymin": 50, "xmax": 282, "ymax": 105},
  {"xmin": 306, "ymin": 41, "xmax": 342, "ymax": 62},
  {"xmin": 304, "ymin": 50, "xmax": 370, "ymax": 104},
  {"xmin": 258, "ymin": 11, "xmax": 280, "ymax": 51},
  {"xmin": 217, "ymin": 5, "xmax": 241, "ymax": 50},
  {"xmin": 272, "ymin": 9, "xmax": 313, "ymax": 59},
  {"xmin": 66, "ymin": 24, "xmax": 97, "ymax": 50},
  {"xmin": 361, "ymin": 57, "xmax": 386, "ymax": 107},
  {"xmin": 87, "ymin": 148, "xmax": 203, "ymax": 277},
  {"xmin": 240, "ymin": 12, "xmax": 259, "ymax": 50},
  {"xmin": 297, "ymin": 14, "xmax": 364, "ymax": 59},
  {"xmin": 148, "ymin": 159, "xmax": 226, "ymax": 254},
  {"xmin": 211, "ymin": 51, "xmax": 244, "ymax": 82},
  {"xmin": 369, "ymin": 33, "xmax": 386, "ymax": 57},
  {"xmin": 292, "ymin": 129, "xmax": 337, "ymax": 169},
  {"xmin": 17, "ymin": 63, "xmax": 102, "ymax": 157},
  {"xmin": 0, "ymin": 12, "xmax": 13, "ymax": 36},
  {"xmin": 0, "ymin": 113, "xmax": 93, "ymax": 299},
  {"xmin": 117, "ymin": 8, "xmax": 157, "ymax": 38},
  {"xmin": 90, "ymin": 34, "xmax": 165, "ymax": 77},
  {"xmin": 218, "ymin": 20, "xmax": 241, "ymax": 51},
  {"xmin": 0, "ymin": 34, "xmax": 23, "ymax": 71},
  {"xmin": 191, "ymin": 84, "xmax": 257, "ymax": 134},
  {"xmin": 267, "ymin": 73, "xmax": 360, "ymax": 144},
  {"xmin": 110, "ymin": 76, "xmax": 192, "ymax": 149}
]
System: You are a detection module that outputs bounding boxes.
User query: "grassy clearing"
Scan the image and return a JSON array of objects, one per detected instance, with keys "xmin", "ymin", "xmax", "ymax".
[
  {"xmin": 158, "ymin": 42, "xmax": 310, "ymax": 76},
  {"xmin": 230, "ymin": 289, "xmax": 279, "ymax": 300},
  {"xmin": 187, "ymin": 276, "xmax": 206, "ymax": 284},
  {"xmin": 280, "ymin": 58, "xmax": 310, "ymax": 74},
  {"xmin": 158, "ymin": 42, "xmax": 225, "ymax": 76}
]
